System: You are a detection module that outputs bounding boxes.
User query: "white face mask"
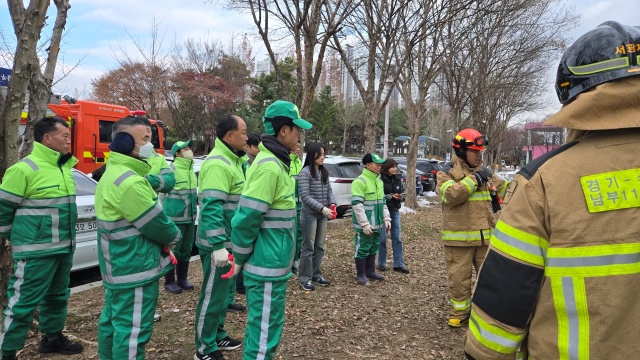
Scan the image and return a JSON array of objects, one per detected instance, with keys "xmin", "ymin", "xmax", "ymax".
[
  {"xmin": 181, "ymin": 150, "xmax": 194, "ymax": 160},
  {"xmin": 137, "ymin": 141, "xmax": 154, "ymax": 159}
]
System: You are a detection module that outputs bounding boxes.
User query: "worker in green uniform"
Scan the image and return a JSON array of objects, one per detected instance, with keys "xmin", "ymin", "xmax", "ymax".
[
  {"xmin": 351, "ymin": 153, "xmax": 391, "ymax": 285},
  {"xmin": 289, "ymin": 140, "xmax": 303, "ymax": 273},
  {"xmin": 0, "ymin": 117, "xmax": 84, "ymax": 360},
  {"xmin": 230, "ymin": 100, "xmax": 313, "ymax": 360},
  {"xmin": 193, "ymin": 115, "xmax": 247, "ymax": 360},
  {"xmin": 96, "ymin": 116, "xmax": 180, "ymax": 360},
  {"xmin": 162, "ymin": 140, "xmax": 198, "ymax": 293}
]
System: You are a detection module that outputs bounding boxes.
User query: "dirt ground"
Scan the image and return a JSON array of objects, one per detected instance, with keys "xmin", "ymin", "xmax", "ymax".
[{"xmin": 16, "ymin": 198, "xmax": 468, "ymax": 359}]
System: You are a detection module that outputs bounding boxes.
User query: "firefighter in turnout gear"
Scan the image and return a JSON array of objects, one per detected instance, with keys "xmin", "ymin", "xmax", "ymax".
[
  {"xmin": 465, "ymin": 21, "xmax": 640, "ymax": 359},
  {"xmin": 193, "ymin": 115, "xmax": 248, "ymax": 360},
  {"xmin": 230, "ymin": 100, "xmax": 312, "ymax": 360},
  {"xmin": 436, "ymin": 128, "xmax": 507, "ymax": 328},
  {"xmin": 0, "ymin": 117, "xmax": 83, "ymax": 360},
  {"xmin": 351, "ymin": 153, "xmax": 391, "ymax": 286},
  {"xmin": 95, "ymin": 116, "xmax": 180, "ymax": 360},
  {"xmin": 162, "ymin": 140, "xmax": 198, "ymax": 294}
]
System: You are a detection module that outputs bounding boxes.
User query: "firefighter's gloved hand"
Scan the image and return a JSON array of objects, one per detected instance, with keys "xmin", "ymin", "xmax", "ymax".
[
  {"xmin": 473, "ymin": 169, "xmax": 490, "ymax": 187},
  {"xmin": 362, "ymin": 224, "xmax": 373, "ymax": 236},
  {"xmin": 213, "ymin": 248, "xmax": 230, "ymax": 267},
  {"xmin": 321, "ymin": 207, "xmax": 333, "ymax": 219}
]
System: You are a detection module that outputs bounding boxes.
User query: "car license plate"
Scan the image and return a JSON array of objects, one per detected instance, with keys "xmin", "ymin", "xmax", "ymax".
[{"xmin": 76, "ymin": 220, "xmax": 97, "ymax": 233}]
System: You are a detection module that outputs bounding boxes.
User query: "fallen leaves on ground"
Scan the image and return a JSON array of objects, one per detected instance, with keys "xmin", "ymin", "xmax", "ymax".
[{"xmin": 17, "ymin": 197, "xmax": 467, "ymax": 359}]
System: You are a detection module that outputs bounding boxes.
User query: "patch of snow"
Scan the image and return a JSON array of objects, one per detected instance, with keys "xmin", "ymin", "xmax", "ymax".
[{"xmin": 399, "ymin": 205, "xmax": 416, "ymax": 214}]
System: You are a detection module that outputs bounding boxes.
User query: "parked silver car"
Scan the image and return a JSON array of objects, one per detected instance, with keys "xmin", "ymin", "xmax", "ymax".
[{"xmin": 72, "ymin": 169, "xmax": 99, "ymax": 272}]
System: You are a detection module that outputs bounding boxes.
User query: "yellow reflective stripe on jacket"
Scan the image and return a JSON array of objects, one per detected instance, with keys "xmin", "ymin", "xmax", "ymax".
[
  {"xmin": 469, "ymin": 312, "xmax": 524, "ymax": 355},
  {"xmin": 551, "ymin": 277, "xmax": 589, "ymax": 360},
  {"xmin": 491, "ymin": 220, "xmax": 548, "ymax": 267},
  {"xmin": 468, "ymin": 191, "xmax": 491, "ymax": 201},
  {"xmin": 450, "ymin": 297, "xmax": 471, "ymax": 310},
  {"xmin": 441, "ymin": 229, "xmax": 491, "ymax": 242},
  {"xmin": 440, "ymin": 180, "xmax": 455, "ymax": 202},
  {"xmin": 497, "ymin": 180, "xmax": 509, "ymax": 198},
  {"xmin": 440, "ymin": 177, "xmax": 475, "ymax": 203},
  {"xmin": 545, "ymin": 242, "xmax": 640, "ymax": 277}
]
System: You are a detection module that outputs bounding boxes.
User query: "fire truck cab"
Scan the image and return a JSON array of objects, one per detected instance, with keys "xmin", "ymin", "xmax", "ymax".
[{"xmin": 19, "ymin": 99, "xmax": 168, "ymax": 174}]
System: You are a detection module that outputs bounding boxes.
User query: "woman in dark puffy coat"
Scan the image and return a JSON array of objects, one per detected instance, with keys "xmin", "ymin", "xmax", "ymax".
[
  {"xmin": 378, "ymin": 159, "xmax": 410, "ymax": 273},
  {"xmin": 297, "ymin": 142, "xmax": 336, "ymax": 291}
]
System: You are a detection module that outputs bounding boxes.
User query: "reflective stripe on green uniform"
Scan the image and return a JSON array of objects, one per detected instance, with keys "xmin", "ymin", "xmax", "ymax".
[
  {"xmin": 196, "ymin": 138, "xmax": 247, "ymax": 251},
  {"xmin": 0, "ymin": 142, "xmax": 78, "ymax": 355},
  {"xmin": 146, "ymin": 152, "xmax": 175, "ymax": 193},
  {"xmin": 163, "ymin": 157, "xmax": 197, "ymax": 224},
  {"xmin": 194, "ymin": 138, "xmax": 247, "ymax": 353},
  {"xmin": 96, "ymin": 152, "xmax": 180, "ymax": 290},
  {"xmin": 351, "ymin": 169, "xmax": 386, "ymax": 232},
  {"xmin": 0, "ymin": 142, "xmax": 78, "ymax": 259},
  {"xmin": 231, "ymin": 143, "xmax": 296, "ymax": 282}
]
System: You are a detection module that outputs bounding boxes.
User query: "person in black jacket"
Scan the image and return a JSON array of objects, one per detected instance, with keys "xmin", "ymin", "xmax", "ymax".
[{"xmin": 378, "ymin": 159, "xmax": 410, "ymax": 273}]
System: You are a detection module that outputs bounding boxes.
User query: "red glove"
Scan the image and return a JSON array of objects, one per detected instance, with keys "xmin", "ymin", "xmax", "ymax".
[
  {"xmin": 221, "ymin": 254, "xmax": 236, "ymax": 279},
  {"xmin": 330, "ymin": 204, "xmax": 337, "ymax": 220},
  {"xmin": 163, "ymin": 247, "xmax": 177, "ymax": 265}
]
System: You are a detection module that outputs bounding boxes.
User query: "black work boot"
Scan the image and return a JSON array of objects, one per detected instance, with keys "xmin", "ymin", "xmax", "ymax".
[
  {"xmin": 176, "ymin": 261, "xmax": 195, "ymax": 290},
  {"xmin": 365, "ymin": 254, "xmax": 385, "ymax": 281},
  {"xmin": 354, "ymin": 258, "xmax": 369, "ymax": 285},
  {"xmin": 164, "ymin": 268, "xmax": 182, "ymax": 294},
  {"xmin": 38, "ymin": 332, "xmax": 84, "ymax": 355}
]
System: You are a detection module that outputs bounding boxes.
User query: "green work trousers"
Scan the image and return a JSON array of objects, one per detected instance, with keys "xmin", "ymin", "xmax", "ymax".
[
  {"xmin": 174, "ymin": 222, "xmax": 196, "ymax": 262},
  {"xmin": 354, "ymin": 231, "xmax": 381, "ymax": 259},
  {"xmin": 194, "ymin": 250, "xmax": 233, "ymax": 354},
  {"xmin": 98, "ymin": 281, "xmax": 159, "ymax": 360},
  {"xmin": 243, "ymin": 275, "xmax": 288, "ymax": 360},
  {"xmin": 0, "ymin": 253, "xmax": 73, "ymax": 353}
]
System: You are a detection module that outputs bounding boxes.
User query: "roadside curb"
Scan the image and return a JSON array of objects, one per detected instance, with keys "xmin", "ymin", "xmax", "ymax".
[{"xmin": 70, "ymin": 254, "xmax": 201, "ymax": 294}]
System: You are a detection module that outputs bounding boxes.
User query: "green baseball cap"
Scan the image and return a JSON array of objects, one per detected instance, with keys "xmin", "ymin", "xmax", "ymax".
[
  {"xmin": 362, "ymin": 153, "xmax": 385, "ymax": 165},
  {"xmin": 171, "ymin": 140, "xmax": 195, "ymax": 156},
  {"xmin": 262, "ymin": 100, "xmax": 313, "ymax": 135}
]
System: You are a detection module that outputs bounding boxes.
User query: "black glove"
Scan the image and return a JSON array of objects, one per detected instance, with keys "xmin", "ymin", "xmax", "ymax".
[{"xmin": 473, "ymin": 168, "xmax": 491, "ymax": 186}]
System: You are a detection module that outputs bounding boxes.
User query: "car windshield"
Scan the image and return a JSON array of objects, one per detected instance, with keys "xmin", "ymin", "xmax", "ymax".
[
  {"xmin": 73, "ymin": 171, "xmax": 97, "ymax": 196},
  {"xmin": 324, "ymin": 162, "xmax": 361, "ymax": 178}
]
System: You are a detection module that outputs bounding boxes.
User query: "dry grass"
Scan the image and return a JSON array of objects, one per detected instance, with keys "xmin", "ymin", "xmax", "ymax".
[{"xmin": 17, "ymin": 200, "xmax": 467, "ymax": 359}]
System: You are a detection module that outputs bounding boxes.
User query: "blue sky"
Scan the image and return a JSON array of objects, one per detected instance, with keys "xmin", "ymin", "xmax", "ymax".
[{"xmin": 1, "ymin": 0, "xmax": 639, "ymax": 118}]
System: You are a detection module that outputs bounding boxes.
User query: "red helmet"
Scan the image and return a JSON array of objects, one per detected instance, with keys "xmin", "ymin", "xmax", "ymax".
[{"xmin": 452, "ymin": 128, "xmax": 487, "ymax": 151}]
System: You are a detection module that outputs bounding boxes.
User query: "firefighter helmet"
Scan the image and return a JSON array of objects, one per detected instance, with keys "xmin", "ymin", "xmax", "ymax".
[
  {"xmin": 556, "ymin": 21, "xmax": 640, "ymax": 104},
  {"xmin": 452, "ymin": 128, "xmax": 487, "ymax": 151}
]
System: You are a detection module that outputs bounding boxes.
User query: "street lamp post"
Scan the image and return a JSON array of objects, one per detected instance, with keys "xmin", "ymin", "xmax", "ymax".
[
  {"xmin": 383, "ymin": 77, "xmax": 394, "ymax": 159},
  {"xmin": 445, "ymin": 129, "xmax": 453, "ymax": 162}
]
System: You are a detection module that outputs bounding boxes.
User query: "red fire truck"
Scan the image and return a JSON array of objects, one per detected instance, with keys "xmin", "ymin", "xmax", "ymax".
[{"xmin": 19, "ymin": 99, "xmax": 168, "ymax": 174}]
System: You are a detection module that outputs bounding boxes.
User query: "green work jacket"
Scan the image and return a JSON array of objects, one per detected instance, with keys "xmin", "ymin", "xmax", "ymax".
[
  {"xmin": 351, "ymin": 168, "xmax": 386, "ymax": 232},
  {"xmin": 163, "ymin": 156, "xmax": 197, "ymax": 224}
]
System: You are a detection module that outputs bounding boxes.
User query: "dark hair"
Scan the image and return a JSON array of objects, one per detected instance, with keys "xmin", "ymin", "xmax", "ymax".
[
  {"xmin": 303, "ymin": 142, "xmax": 329, "ymax": 184},
  {"xmin": 247, "ymin": 133, "xmax": 261, "ymax": 147},
  {"xmin": 216, "ymin": 114, "xmax": 239, "ymax": 139},
  {"xmin": 381, "ymin": 158, "xmax": 398, "ymax": 175},
  {"xmin": 34, "ymin": 116, "xmax": 69, "ymax": 143},
  {"xmin": 112, "ymin": 116, "xmax": 152, "ymax": 138}
]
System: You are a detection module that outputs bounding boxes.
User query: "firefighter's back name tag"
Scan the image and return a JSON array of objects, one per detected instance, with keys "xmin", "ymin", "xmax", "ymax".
[{"xmin": 580, "ymin": 169, "xmax": 640, "ymax": 213}]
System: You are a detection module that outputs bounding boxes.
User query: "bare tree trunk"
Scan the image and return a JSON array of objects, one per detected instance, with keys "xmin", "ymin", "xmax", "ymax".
[
  {"xmin": 20, "ymin": 0, "xmax": 72, "ymax": 158},
  {"xmin": 0, "ymin": 0, "xmax": 51, "ymax": 309}
]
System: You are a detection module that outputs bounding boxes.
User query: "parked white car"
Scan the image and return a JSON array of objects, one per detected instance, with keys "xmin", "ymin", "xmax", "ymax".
[
  {"xmin": 322, "ymin": 155, "xmax": 363, "ymax": 217},
  {"xmin": 72, "ymin": 169, "xmax": 100, "ymax": 272}
]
